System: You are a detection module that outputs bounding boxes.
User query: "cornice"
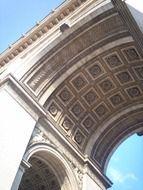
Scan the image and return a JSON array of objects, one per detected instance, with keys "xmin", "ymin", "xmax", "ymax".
[
  {"xmin": 0, "ymin": 0, "xmax": 87, "ymax": 69},
  {"xmin": 1, "ymin": 0, "xmax": 143, "ymax": 71}
]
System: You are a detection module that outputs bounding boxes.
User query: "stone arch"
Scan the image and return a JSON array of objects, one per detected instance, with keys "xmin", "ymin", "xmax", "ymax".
[
  {"xmin": 86, "ymin": 104, "xmax": 143, "ymax": 172},
  {"xmin": 1, "ymin": 0, "xmax": 143, "ymax": 190},
  {"xmin": 21, "ymin": 143, "xmax": 79, "ymax": 190},
  {"xmin": 14, "ymin": 0, "xmax": 143, "ymax": 183},
  {"xmin": 19, "ymin": 0, "xmax": 143, "ymax": 159},
  {"xmin": 18, "ymin": 156, "xmax": 61, "ymax": 190}
]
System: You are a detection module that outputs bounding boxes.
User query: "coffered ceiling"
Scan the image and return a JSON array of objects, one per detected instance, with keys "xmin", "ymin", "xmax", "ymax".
[
  {"xmin": 20, "ymin": 1, "xmax": 143, "ymax": 169},
  {"xmin": 19, "ymin": 157, "xmax": 60, "ymax": 190},
  {"xmin": 43, "ymin": 42, "xmax": 143, "ymax": 150}
]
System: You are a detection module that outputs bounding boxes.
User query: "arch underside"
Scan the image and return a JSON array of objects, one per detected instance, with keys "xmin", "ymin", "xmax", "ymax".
[
  {"xmin": 18, "ymin": 157, "xmax": 60, "ymax": 190},
  {"xmin": 19, "ymin": 144, "xmax": 79, "ymax": 190},
  {"xmin": 21, "ymin": 3, "xmax": 143, "ymax": 171},
  {"xmin": 91, "ymin": 107, "xmax": 143, "ymax": 171}
]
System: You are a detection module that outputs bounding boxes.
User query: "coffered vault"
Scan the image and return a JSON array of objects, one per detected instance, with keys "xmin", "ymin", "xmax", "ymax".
[
  {"xmin": 20, "ymin": 0, "xmax": 143, "ymax": 169},
  {"xmin": 0, "ymin": 0, "xmax": 143, "ymax": 189}
]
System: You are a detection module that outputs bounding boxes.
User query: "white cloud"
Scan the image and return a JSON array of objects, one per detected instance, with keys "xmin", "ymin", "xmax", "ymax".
[{"xmin": 108, "ymin": 168, "xmax": 138, "ymax": 184}]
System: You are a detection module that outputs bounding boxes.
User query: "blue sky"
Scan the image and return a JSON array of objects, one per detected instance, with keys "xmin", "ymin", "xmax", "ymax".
[
  {"xmin": 0, "ymin": 0, "xmax": 64, "ymax": 53},
  {"xmin": 107, "ymin": 134, "xmax": 143, "ymax": 190},
  {"xmin": 0, "ymin": 1, "xmax": 143, "ymax": 190}
]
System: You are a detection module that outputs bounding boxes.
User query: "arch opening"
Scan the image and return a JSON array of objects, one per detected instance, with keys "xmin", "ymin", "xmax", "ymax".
[
  {"xmin": 18, "ymin": 144, "xmax": 78, "ymax": 190},
  {"xmin": 89, "ymin": 106, "xmax": 143, "ymax": 172},
  {"xmin": 18, "ymin": 157, "xmax": 61, "ymax": 190},
  {"xmin": 106, "ymin": 134, "xmax": 143, "ymax": 189}
]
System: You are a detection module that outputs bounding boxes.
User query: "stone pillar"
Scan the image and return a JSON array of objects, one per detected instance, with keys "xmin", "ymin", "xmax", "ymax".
[
  {"xmin": 0, "ymin": 88, "xmax": 35, "ymax": 190},
  {"xmin": 11, "ymin": 160, "xmax": 31, "ymax": 190}
]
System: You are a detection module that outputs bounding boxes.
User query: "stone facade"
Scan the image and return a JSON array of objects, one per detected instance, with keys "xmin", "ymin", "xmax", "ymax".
[{"xmin": 0, "ymin": 0, "xmax": 143, "ymax": 190}]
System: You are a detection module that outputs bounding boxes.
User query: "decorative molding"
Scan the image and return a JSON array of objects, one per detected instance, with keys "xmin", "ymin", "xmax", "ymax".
[
  {"xmin": 91, "ymin": 107, "xmax": 143, "ymax": 171},
  {"xmin": 29, "ymin": 127, "xmax": 53, "ymax": 146},
  {"xmin": 24, "ymin": 12, "xmax": 126, "ymax": 95}
]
